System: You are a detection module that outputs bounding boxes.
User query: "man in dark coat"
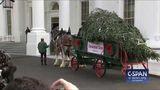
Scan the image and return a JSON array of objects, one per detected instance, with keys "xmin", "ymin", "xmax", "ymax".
[{"xmin": 38, "ymin": 38, "xmax": 49, "ymax": 65}]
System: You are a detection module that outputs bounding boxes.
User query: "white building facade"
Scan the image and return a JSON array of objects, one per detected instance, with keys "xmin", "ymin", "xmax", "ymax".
[
  {"xmin": 0, "ymin": 0, "xmax": 160, "ymax": 74},
  {"xmin": 1, "ymin": 0, "xmax": 160, "ymax": 54}
]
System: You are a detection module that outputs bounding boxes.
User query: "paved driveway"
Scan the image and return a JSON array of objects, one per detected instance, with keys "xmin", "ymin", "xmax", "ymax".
[{"xmin": 11, "ymin": 55, "xmax": 160, "ymax": 90}]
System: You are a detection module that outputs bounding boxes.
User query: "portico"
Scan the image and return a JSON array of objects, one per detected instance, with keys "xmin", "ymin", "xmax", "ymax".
[
  {"xmin": 27, "ymin": 0, "xmax": 50, "ymax": 56},
  {"xmin": 1, "ymin": 0, "xmax": 160, "ymax": 50}
]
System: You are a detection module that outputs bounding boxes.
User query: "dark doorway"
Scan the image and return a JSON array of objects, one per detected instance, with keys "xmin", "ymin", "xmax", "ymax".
[
  {"xmin": 50, "ymin": 17, "xmax": 59, "ymax": 55},
  {"xmin": 51, "ymin": 17, "xmax": 59, "ymax": 30}
]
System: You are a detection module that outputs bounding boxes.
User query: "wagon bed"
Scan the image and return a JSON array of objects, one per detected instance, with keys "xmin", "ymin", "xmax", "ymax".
[{"xmin": 71, "ymin": 35, "xmax": 148, "ymax": 78}]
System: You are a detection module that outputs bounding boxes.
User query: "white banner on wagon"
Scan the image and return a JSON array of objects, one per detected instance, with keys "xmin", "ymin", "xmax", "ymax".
[{"xmin": 87, "ymin": 42, "xmax": 104, "ymax": 55}]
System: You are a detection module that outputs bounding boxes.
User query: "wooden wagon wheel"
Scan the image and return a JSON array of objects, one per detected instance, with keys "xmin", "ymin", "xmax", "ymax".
[
  {"xmin": 71, "ymin": 56, "xmax": 79, "ymax": 71},
  {"xmin": 95, "ymin": 59, "xmax": 106, "ymax": 78},
  {"xmin": 120, "ymin": 50, "xmax": 128, "ymax": 76}
]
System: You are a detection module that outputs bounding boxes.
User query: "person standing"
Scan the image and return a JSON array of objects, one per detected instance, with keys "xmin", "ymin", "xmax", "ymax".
[
  {"xmin": 38, "ymin": 38, "xmax": 49, "ymax": 65},
  {"xmin": 25, "ymin": 27, "xmax": 31, "ymax": 42}
]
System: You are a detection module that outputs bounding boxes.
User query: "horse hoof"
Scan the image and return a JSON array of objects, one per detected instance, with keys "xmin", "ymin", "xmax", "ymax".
[
  {"xmin": 60, "ymin": 64, "xmax": 66, "ymax": 68},
  {"xmin": 60, "ymin": 66, "xmax": 65, "ymax": 68}
]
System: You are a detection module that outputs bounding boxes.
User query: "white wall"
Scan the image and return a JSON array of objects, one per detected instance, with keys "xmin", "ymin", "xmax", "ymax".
[
  {"xmin": 89, "ymin": 0, "xmax": 123, "ymax": 18},
  {"xmin": 89, "ymin": 0, "xmax": 95, "ymax": 13},
  {"xmin": 94, "ymin": 0, "xmax": 119, "ymax": 13},
  {"xmin": 117, "ymin": 0, "xmax": 124, "ymax": 18},
  {"xmin": 135, "ymin": 0, "xmax": 160, "ymax": 48},
  {"xmin": 45, "ymin": 11, "xmax": 59, "ymax": 32},
  {"xmin": 135, "ymin": 0, "xmax": 158, "ymax": 39}
]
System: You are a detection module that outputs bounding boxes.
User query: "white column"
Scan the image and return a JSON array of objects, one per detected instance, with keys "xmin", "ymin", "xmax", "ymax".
[
  {"xmin": 12, "ymin": 1, "xmax": 20, "ymax": 42},
  {"xmin": 25, "ymin": 1, "xmax": 32, "ymax": 29},
  {"xmin": 12, "ymin": 0, "xmax": 25, "ymax": 42},
  {"xmin": 0, "ymin": 5, "xmax": 7, "ymax": 37},
  {"xmin": 27, "ymin": 0, "xmax": 50, "ymax": 56},
  {"xmin": 32, "ymin": 0, "xmax": 45, "ymax": 32},
  {"xmin": 59, "ymin": 0, "xmax": 70, "ymax": 31},
  {"xmin": 70, "ymin": 0, "xmax": 81, "ymax": 34}
]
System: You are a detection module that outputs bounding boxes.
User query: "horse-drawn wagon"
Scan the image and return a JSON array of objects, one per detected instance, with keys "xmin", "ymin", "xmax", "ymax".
[
  {"xmin": 70, "ymin": 9, "xmax": 159, "ymax": 78},
  {"xmin": 50, "ymin": 9, "xmax": 159, "ymax": 78},
  {"xmin": 71, "ymin": 35, "xmax": 148, "ymax": 78}
]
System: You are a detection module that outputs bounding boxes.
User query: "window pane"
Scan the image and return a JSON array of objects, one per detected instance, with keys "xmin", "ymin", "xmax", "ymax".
[
  {"xmin": 81, "ymin": 0, "xmax": 89, "ymax": 25},
  {"xmin": 7, "ymin": 10, "xmax": 12, "ymax": 35},
  {"xmin": 52, "ymin": 2, "xmax": 59, "ymax": 10},
  {"xmin": 124, "ymin": 0, "xmax": 135, "ymax": 25}
]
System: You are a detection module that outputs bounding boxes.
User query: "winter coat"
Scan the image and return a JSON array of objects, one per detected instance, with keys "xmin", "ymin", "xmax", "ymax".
[{"xmin": 38, "ymin": 41, "xmax": 48, "ymax": 53}]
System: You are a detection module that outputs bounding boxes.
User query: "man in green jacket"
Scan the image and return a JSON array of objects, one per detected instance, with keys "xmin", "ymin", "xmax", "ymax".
[{"xmin": 38, "ymin": 38, "xmax": 49, "ymax": 65}]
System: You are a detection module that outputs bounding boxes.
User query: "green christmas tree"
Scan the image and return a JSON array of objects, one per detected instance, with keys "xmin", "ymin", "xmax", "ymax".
[{"xmin": 80, "ymin": 8, "xmax": 159, "ymax": 61}]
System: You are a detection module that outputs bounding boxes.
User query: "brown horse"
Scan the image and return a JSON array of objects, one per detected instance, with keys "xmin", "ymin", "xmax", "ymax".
[
  {"xmin": 50, "ymin": 26, "xmax": 60, "ymax": 55},
  {"xmin": 53, "ymin": 30, "xmax": 72, "ymax": 67}
]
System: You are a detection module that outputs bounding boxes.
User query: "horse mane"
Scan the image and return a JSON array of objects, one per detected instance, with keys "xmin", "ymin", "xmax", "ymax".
[
  {"xmin": 54, "ymin": 32, "xmax": 60, "ymax": 40},
  {"xmin": 54, "ymin": 30, "xmax": 67, "ymax": 40}
]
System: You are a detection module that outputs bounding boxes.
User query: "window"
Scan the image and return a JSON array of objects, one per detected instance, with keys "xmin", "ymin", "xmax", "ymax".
[
  {"xmin": 52, "ymin": 2, "xmax": 59, "ymax": 10},
  {"xmin": 30, "ymin": 7, "xmax": 32, "ymax": 28},
  {"xmin": 81, "ymin": 0, "xmax": 89, "ymax": 25},
  {"xmin": 7, "ymin": 10, "xmax": 12, "ymax": 35},
  {"xmin": 124, "ymin": 0, "xmax": 135, "ymax": 25}
]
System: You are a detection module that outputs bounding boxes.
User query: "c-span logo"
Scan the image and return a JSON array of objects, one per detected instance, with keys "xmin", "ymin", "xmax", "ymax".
[{"xmin": 126, "ymin": 69, "xmax": 149, "ymax": 83}]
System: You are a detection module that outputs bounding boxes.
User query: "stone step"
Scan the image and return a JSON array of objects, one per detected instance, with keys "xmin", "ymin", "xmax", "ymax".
[{"xmin": 0, "ymin": 42, "xmax": 26, "ymax": 54}]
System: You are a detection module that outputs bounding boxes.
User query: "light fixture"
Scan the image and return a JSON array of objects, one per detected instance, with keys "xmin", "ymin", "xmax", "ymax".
[
  {"xmin": 0, "ymin": 0, "xmax": 5, "ymax": 4},
  {"xmin": 1, "ymin": 0, "xmax": 15, "ymax": 8}
]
